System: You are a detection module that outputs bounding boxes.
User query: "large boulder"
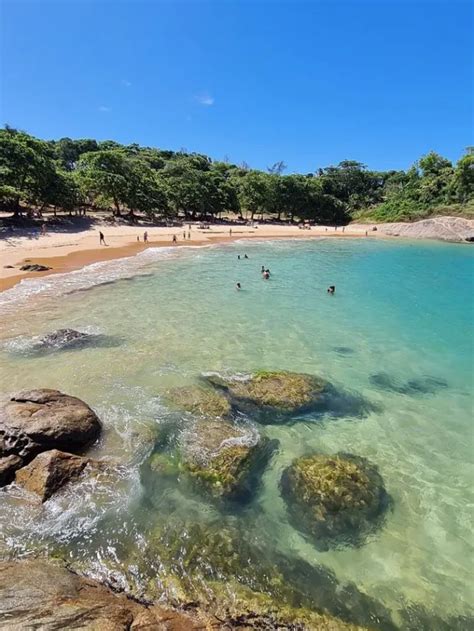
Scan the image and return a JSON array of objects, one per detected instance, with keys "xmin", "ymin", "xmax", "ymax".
[
  {"xmin": 280, "ymin": 453, "xmax": 390, "ymax": 550},
  {"xmin": 164, "ymin": 384, "xmax": 231, "ymax": 418},
  {"xmin": 0, "ymin": 389, "xmax": 101, "ymax": 463},
  {"xmin": 0, "ymin": 455, "xmax": 23, "ymax": 486},
  {"xmin": 14, "ymin": 449, "xmax": 106, "ymax": 502},
  {"xmin": 204, "ymin": 370, "xmax": 330, "ymax": 421}
]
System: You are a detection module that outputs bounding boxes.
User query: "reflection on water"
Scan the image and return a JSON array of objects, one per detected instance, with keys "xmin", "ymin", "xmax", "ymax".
[{"xmin": 0, "ymin": 238, "xmax": 473, "ymax": 628}]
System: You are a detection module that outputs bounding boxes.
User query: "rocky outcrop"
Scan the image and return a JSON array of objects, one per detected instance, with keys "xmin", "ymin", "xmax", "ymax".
[
  {"xmin": 0, "ymin": 455, "xmax": 23, "ymax": 486},
  {"xmin": 14, "ymin": 449, "xmax": 106, "ymax": 502},
  {"xmin": 204, "ymin": 370, "xmax": 330, "ymax": 421},
  {"xmin": 0, "ymin": 557, "xmax": 370, "ymax": 630},
  {"xmin": 0, "ymin": 389, "xmax": 101, "ymax": 465},
  {"xmin": 351, "ymin": 216, "xmax": 474, "ymax": 243},
  {"xmin": 280, "ymin": 453, "xmax": 390, "ymax": 550},
  {"xmin": 370, "ymin": 372, "xmax": 448, "ymax": 395},
  {"xmin": 0, "ymin": 559, "xmax": 217, "ymax": 630}
]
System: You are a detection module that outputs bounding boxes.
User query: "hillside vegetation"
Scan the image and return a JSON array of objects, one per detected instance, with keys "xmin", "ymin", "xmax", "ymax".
[{"xmin": 0, "ymin": 126, "xmax": 472, "ymax": 224}]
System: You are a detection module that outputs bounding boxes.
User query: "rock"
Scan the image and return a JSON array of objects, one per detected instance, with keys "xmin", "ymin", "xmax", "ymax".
[
  {"xmin": 280, "ymin": 453, "xmax": 390, "ymax": 550},
  {"xmin": 0, "ymin": 389, "xmax": 101, "ymax": 461},
  {"xmin": 0, "ymin": 559, "xmax": 213, "ymax": 630},
  {"xmin": 144, "ymin": 418, "xmax": 277, "ymax": 501},
  {"xmin": 14, "ymin": 449, "xmax": 106, "ymax": 501},
  {"xmin": 370, "ymin": 372, "xmax": 448, "ymax": 396},
  {"xmin": 181, "ymin": 418, "xmax": 277, "ymax": 500},
  {"xmin": 0, "ymin": 455, "xmax": 23, "ymax": 486},
  {"xmin": 350, "ymin": 217, "xmax": 474, "ymax": 243},
  {"xmin": 20, "ymin": 263, "xmax": 51, "ymax": 272},
  {"xmin": 204, "ymin": 370, "xmax": 330, "ymax": 421},
  {"xmin": 165, "ymin": 384, "xmax": 231, "ymax": 418},
  {"xmin": 465, "ymin": 236, "xmax": 474, "ymax": 242},
  {"xmin": 3, "ymin": 265, "xmax": 14, "ymax": 269},
  {"xmin": 36, "ymin": 328, "xmax": 95, "ymax": 351}
]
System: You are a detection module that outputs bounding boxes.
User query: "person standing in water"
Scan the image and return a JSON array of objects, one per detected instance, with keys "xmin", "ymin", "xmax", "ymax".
[
  {"xmin": 244, "ymin": 254, "xmax": 249, "ymax": 259},
  {"xmin": 99, "ymin": 231, "xmax": 106, "ymax": 246},
  {"xmin": 236, "ymin": 282, "xmax": 241, "ymax": 290},
  {"xmin": 263, "ymin": 271, "xmax": 270, "ymax": 280},
  {"xmin": 327, "ymin": 285, "xmax": 335, "ymax": 294},
  {"xmin": 261, "ymin": 265, "xmax": 265, "ymax": 274}
]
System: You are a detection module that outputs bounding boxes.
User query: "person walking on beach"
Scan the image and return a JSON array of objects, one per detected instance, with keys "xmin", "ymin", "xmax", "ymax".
[
  {"xmin": 41, "ymin": 223, "xmax": 47, "ymax": 236},
  {"xmin": 187, "ymin": 231, "xmax": 191, "ymax": 239},
  {"xmin": 183, "ymin": 231, "xmax": 186, "ymax": 240},
  {"xmin": 229, "ymin": 228, "xmax": 232, "ymax": 237},
  {"xmin": 144, "ymin": 231, "xmax": 148, "ymax": 243},
  {"xmin": 99, "ymin": 231, "xmax": 106, "ymax": 246},
  {"xmin": 172, "ymin": 234, "xmax": 177, "ymax": 244}
]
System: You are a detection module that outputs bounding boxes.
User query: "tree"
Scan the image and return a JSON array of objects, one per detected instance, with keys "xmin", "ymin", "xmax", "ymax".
[
  {"xmin": 237, "ymin": 171, "xmax": 269, "ymax": 220},
  {"xmin": 76, "ymin": 150, "xmax": 131, "ymax": 215},
  {"xmin": 452, "ymin": 152, "xmax": 474, "ymax": 203}
]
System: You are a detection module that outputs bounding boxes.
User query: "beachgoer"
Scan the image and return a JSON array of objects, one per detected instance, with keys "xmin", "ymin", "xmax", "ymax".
[
  {"xmin": 236, "ymin": 282, "xmax": 241, "ymax": 290},
  {"xmin": 261, "ymin": 265, "xmax": 265, "ymax": 274},
  {"xmin": 327, "ymin": 285, "xmax": 335, "ymax": 294},
  {"xmin": 172, "ymin": 234, "xmax": 177, "ymax": 244},
  {"xmin": 229, "ymin": 228, "xmax": 232, "ymax": 236},
  {"xmin": 41, "ymin": 223, "xmax": 47, "ymax": 236},
  {"xmin": 244, "ymin": 254, "xmax": 248, "ymax": 259},
  {"xmin": 365, "ymin": 230, "xmax": 368, "ymax": 236},
  {"xmin": 99, "ymin": 231, "xmax": 106, "ymax": 245},
  {"xmin": 187, "ymin": 231, "xmax": 191, "ymax": 239},
  {"xmin": 238, "ymin": 255, "xmax": 241, "ymax": 259},
  {"xmin": 265, "ymin": 268, "xmax": 271, "ymax": 276},
  {"xmin": 137, "ymin": 235, "xmax": 140, "ymax": 242},
  {"xmin": 263, "ymin": 271, "xmax": 270, "ymax": 280},
  {"xmin": 144, "ymin": 231, "xmax": 148, "ymax": 242},
  {"xmin": 342, "ymin": 226, "xmax": 345, "ymax": 233},
  {"xmin": 183, "ymin": 231, "xmax": 186, "ymax": 240}
]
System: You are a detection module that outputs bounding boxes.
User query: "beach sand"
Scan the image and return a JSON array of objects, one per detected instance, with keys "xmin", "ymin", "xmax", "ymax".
[{"xmin": 0, "ymin": 223, "xmax": 373, "ymax": 292}]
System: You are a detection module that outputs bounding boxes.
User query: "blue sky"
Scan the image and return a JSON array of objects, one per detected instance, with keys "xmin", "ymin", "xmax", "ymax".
[{"xmin": 1, "ymin": 1, "xmax": 472, "ymax": 172}]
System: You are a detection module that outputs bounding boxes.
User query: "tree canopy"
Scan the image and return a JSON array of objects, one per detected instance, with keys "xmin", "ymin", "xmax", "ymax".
[{"xmin": 0, "ymin": 127, "xmax": 472, "ymax": 223}]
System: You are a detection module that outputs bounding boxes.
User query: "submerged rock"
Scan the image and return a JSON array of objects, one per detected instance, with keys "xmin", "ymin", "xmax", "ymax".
[
  {"xmin": 144, "ymin": 417, "xmax": 277, "ymax": 502},
  {"xmin": 37, "ymin": 328, "xmax": 95, "ymax": 350},
  {"xmin": 0, "ymin": 389, "xmax": 101, "ymax": 462},
  {"xmin": 0, "ymin": 454, "xmax": 23, "ymax": 486},
  {"xmin": 165, "ymin": 383, "xmax": 231, "ymax": 418},
  {"xmin": 370, "ymin": 372, "xmax": 448, "ymax": 396},
  {"xmin": 14, "ymin": 449, "xmax": 107, "ymax": 501},
  {"xmin": 280, "ymin": 453, "xmax": 390, "ymax": 550},
  {"xmin": 204, "ymin": 370, "xmax": 330, "ymax": 420},
  {"xmin": 180, "ymin": 418, "xmax": 277, "ymax": 500}
]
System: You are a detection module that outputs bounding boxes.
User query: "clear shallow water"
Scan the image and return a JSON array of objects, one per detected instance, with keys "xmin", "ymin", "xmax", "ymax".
[{"xmin": 0, "ymin": 238, "xmax": 473, "ymax": 628}]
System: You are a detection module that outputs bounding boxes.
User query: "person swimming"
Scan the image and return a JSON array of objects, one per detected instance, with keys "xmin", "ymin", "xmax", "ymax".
[
  {"xmin": 265, "ymin": 268, "xmax": 271, "ymax": 276},
  {"xmin": 236, "ymin": 282, "xmax": 241, "ymax": 290},
  {"xmin": 238, "ymin": 255, "xmax": 241, "ymax": 259},
  {"xmin": 263, "ymin": 271, "xmax": 270, "ymax": 280},
  {"xmin": 244, "ymin": 254, "xmax": 248, "ymax": 259},
  {"xmin": 327, "ymin": 285, "xmax": 335, "ymax": 294},
  {"xmin": 261, "ymin": 265, "xmax": 265, "ymax": 274}
]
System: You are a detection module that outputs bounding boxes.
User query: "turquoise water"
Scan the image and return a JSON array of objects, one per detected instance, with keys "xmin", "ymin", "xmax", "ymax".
[{"xmin": 0, "ymin": 238, "xmax": 473, "ymax": 628}]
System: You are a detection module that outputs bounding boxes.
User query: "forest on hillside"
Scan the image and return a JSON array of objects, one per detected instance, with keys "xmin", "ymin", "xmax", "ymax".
[{"xmin": 0, "ymin": 127, "xmax": 473, "ymax": 224}]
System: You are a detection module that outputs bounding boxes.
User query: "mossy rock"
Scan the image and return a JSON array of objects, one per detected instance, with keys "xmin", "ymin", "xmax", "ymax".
[
  {"xmin": 180, "ymin": 418, "xmax": 277, "ymax": 500},
  {"xmin": 203, "ymin": 370, "xmax": 330, "ymax": 421},
  {"xmin": 164, "ymin": 384, "xmax": 231, "ymax": 418},
  {"xmin": 280, "ymin": 453, "xmax": 390, "ymax": 550}
]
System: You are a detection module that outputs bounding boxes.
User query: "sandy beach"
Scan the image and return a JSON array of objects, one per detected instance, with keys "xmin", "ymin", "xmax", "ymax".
[
  {"xmin": 1, "ymin": 217, "xmax": 472, "ymax": 292},
  {"xmin": 0, "ymin": 223, "xmax": 376, "ymax": 292}
]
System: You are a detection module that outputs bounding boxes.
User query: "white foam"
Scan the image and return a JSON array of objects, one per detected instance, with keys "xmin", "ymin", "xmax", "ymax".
[{"xmin": 0, "ymin": 246, "xmax": 177, "ymax": 315}]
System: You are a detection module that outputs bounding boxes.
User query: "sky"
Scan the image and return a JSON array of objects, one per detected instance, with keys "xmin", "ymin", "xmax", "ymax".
[{"xmin": 0, "ymin": 0, "xmax": 472, "ymax": 173}]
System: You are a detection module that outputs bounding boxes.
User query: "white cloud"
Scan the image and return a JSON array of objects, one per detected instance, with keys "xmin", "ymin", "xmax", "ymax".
[
  {"xmin": 98, "ymin": 105, "xmax": 111, "ymax": 112},
  {"xmin": 195, "ymin": 92, "xmax": 214, "ymax": 106},
  {"xmin": 121, "ymin": 79, "xmax": 132, "ymax": 87}
]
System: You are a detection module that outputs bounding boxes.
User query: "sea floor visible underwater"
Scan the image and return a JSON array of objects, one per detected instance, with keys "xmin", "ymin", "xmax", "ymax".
[{"xmin": 0, "ymin": 238, "xmax": 473, "ymax": 630}]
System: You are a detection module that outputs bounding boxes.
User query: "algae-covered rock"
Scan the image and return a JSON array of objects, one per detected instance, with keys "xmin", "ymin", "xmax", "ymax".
[
  {"xmin": 280, "ymin": 453, "xmax": 390, "ymax": 550},
  {"xmin": 179, "ymin": 418, "xmax": 277, "ymax": 500},
  {"xmin": 165, "ymin": 384, "xmax": 231, "ymax": 418},
  {"xmin": 204, "ymin": 370, "xmax": 329, "ymax": 421}
]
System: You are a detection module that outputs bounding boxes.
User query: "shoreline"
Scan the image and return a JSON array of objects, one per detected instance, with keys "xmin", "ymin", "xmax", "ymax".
[
  {"xmin": 1, "ymin": 216, "xmax": 472, "ymax": 293},
  {"xmin": 0, "ymin": 224, "xmax": 375, "ymax": 292}
]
